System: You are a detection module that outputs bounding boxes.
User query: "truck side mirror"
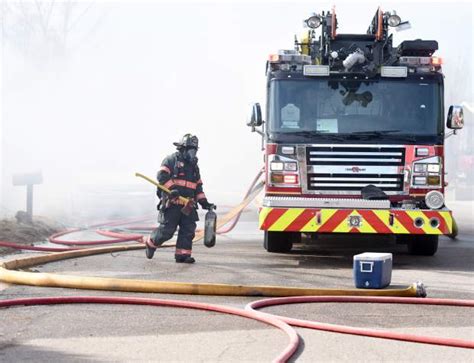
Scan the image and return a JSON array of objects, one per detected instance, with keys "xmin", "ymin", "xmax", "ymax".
[
  {"xmin": 447, "ymin": 105, "xmax": 464, "ymax": 130},
  {"xmin": 247, "ymin": 103, "xmax": 263, "ymax": 128}
]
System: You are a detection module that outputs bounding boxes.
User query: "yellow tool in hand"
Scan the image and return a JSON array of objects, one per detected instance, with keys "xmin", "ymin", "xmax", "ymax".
[{"xmin": 135, "ymin": 172, "xmax": 194, "ymax": 215}]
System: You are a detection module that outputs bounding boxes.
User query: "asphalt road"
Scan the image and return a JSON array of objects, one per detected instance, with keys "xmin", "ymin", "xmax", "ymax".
[{"xmin": 1, "ymin": 206, "xmax": 473, "ymax": 362}]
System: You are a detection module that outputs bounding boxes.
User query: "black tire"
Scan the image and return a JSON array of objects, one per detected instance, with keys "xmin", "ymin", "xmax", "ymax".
[
  {"xmin": 292, "ymin": 232, "xmax": 301, "ymax": 244},
  {"xmin": 405, "ymin": 235, "xmax": 439, "ymax": 256},
  {"xmin": 264, "ymin": 231, "xmax": 298, "ymax": 253},
  {"xmin": 395, "ymin": 235, "xmax": 407, "ymax": 245}
]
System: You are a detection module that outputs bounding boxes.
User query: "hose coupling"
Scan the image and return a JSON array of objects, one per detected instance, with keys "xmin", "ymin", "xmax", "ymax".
[{"xmin": 414, "ymin": 281, "xmax": 427, "ymax": 298}]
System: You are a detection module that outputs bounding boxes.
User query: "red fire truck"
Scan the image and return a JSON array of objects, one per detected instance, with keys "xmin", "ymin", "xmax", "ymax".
[{"xmin": 247, "ymin": 8, "xmax": 464, "ymax": 256}]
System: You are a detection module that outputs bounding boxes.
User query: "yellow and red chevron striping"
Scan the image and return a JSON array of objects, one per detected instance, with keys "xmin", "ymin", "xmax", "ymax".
[
  {"xmin": 260, "ymin": 208, "xmax": 288, "ymax": 230},
  {"xmin": 392, "ymin": 211, "xmax": 419, "ymax": 234},
  {"xmin": 319, "ymin": 209, "xmax": 351, "ymax": 232},
  {"xmin": 423, "ymin": 210, "xmax": 449, "ymax": 233},
  {"xmin": 357, "ymin": 210, "xmax": 392, "ymax": 234},
  {"xmin": 259, "ymin": 207, "xmax": 452, "ymax": 235},
  {"xmin": 284, "ymin": 209, "xmax": 317, "ymax": 231}
]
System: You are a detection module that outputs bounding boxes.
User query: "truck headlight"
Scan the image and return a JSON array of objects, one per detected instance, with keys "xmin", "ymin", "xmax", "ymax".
[
  {"xmin": 425, "ymin": 191, "xmax": 444, "ymax": 209},
  {"xmin": 427, "ymin": 164, "xmax": 440, "ymax": 173},
  {"xmin": 414, "ymin": 164, "xmax": 427, "ymax": 173},
  {"xmin": 270, "ymin": 162, "xmax": 284, "ymax": 171},
  {"xmin": 413, "ymin": 176, "xmax": 427, "ymax": 185},
  {"xmin": 271, "ymin": 161, "xmax": 298, "ymax": 171},
  {"xmin": 284, "ymin": 162, "xmax": 297, "ymax": 171},
  {"xmin": 412, "ymin": 157, "xmax": 442, "ymax": 188}
]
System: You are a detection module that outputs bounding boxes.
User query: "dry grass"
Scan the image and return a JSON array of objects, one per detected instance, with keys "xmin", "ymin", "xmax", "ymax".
[{"xmin": 0, "ymin": 216, "xmax": 63, "ymax": 255}]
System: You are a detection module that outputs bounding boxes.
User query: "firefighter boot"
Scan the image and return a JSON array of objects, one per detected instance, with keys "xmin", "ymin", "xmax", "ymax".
[
  {"xmin": 145, "ymin": 236, "xmax": 157, "ymax": 259},
  {"xmin": 175, "ymin": 254, "xmax": 195, "ymax": 264}
]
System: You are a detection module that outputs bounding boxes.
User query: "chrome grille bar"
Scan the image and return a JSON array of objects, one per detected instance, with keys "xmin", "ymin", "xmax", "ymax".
[
  {"xmin": 311, "ymin": 177, "xmax": 399, "ymax": 182},
  {"xmin": 305, "ymin": 145, "xmax": 406, "ymax": 193},
  {"xmin": 310, "ymin": 151, "xmax": 402, "ymax": 156},
  {"xmin": 309, "ymin": 157, "xmax": 402, "ymax": 162},
  {"xmin": 312, "ymin": 183, "xmax": 399, "ymax": 188}
]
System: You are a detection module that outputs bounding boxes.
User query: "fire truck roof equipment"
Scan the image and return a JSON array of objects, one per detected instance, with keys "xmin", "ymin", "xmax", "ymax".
[{"xmin": 267, "ymin": 7, "xmax": 443, "ymax": 77}]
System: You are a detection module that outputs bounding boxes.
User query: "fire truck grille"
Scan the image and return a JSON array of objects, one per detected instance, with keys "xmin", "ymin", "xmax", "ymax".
[
  {"xmin": 306, "ymin": 146, "xmax": 405, "ymax": 192},
  {"xmin": 307, "ymin": 173, "xmax": 404, "ymax": 191}
]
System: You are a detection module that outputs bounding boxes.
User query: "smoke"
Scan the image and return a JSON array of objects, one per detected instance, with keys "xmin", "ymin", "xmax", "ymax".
[{"xmin": 0, "ymin": 1, "xmax": 472, "ymax": 223}]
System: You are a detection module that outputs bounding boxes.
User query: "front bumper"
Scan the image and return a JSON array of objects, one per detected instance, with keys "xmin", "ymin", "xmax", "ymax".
[{"xmin": 259, "ymin": 207, "xmax": 453, "ymax": 235}]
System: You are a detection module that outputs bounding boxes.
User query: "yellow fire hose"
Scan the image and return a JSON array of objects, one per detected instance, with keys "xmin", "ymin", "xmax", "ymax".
[
  {"xmin": 0, "ymin": 175, "xmax": 425, "ymax": 297},
  {"xmin": 0, "ymin": 247, "xmax": 424, "ymax": 296}
]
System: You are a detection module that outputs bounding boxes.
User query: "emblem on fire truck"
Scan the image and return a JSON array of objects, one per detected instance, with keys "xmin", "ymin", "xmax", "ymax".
[{"xmin": 346, "ymin": 167, "xmax": 366, "ymax": 172}]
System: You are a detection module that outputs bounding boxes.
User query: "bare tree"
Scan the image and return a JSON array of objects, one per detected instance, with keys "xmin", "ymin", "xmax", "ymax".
[{"xmin": 0, "ymin": 1, "xmax": 107, "ymax": 67}]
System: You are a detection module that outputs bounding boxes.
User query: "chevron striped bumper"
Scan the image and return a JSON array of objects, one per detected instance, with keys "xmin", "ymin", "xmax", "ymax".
[{"xmin": 259, "ymin": 207, "xmax": 453, "ymax": 235}]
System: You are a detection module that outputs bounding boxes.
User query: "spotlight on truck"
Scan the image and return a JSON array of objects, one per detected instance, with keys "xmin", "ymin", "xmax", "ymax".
[
  {"xmin": 387, "ymin": 12, "xmax": 402, "ymax": 27},
  {"xmin": 305, "ymin": 15, "xmax": 322, "ymax": 29}
]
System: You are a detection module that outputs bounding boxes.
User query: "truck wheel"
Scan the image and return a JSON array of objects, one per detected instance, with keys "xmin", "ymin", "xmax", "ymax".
[
  {"xmin": 406, "ymin": 235, "xmax": 439, "ymax": 256},
  {"xmin": 263, "ymin": 231, "xmax": 296, "ymax": 253}
]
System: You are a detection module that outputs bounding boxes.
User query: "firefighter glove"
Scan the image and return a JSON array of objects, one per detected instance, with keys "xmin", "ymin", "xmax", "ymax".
[
  {"xmin": 169, "ymin": 189, "xmax": 180, "ymax": 200},
  {"xmin": 199, "ymin": 199, "xmax": 216, "ymax": 210}
]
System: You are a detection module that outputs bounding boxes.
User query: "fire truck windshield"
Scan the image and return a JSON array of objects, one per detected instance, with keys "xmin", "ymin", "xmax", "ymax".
[{"xmin": 268, "ymin": 78, "xmax": 442, "ymax": 137}]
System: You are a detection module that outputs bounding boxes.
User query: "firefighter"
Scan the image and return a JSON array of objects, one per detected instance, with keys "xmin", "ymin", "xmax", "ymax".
[{"xmin": 145, "ymin": 134, "xmax": 215, "ymax": 263}]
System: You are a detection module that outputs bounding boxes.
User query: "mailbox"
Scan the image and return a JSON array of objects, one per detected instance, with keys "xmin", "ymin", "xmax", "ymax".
[{"xmin": 12, "ymin": 171, "xmax": 43, "ymax": 223}]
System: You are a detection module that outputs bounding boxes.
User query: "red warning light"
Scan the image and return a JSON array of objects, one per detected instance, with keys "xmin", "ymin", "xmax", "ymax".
[
  {"xmin": 431, "ymin": 56, "xmax": 443, "ymax": 66},
  {"xmin": 268, "ymin": 54, "xmax": 280, "ymax": 62}
]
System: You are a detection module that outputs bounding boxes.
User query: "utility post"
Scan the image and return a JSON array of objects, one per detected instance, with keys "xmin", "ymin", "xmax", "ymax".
[{"xmin": 12, "ymin": 172, "xmax": 43, "ymax": 223}]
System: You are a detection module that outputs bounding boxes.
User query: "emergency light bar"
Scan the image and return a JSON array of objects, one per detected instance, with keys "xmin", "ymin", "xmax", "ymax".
[
  {"xmin": 303, "ymin": 65, "xmax": 330, "ymax": 76},
  {"xmin": 381, "ymin": 66, "xmax": 407, "ymax": 78},
  {"xmin": 268, "ymin": 50, "xmax": 311, "ymax": 64},
  {"xmin": 399, "ymin": 56, "xmax": 443, "ymax": 66}
]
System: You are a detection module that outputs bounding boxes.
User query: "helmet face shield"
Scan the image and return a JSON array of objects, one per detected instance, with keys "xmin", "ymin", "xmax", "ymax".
[{"xmin": 184, "ymin": 147, "xmax": 198, "ymax": 164}]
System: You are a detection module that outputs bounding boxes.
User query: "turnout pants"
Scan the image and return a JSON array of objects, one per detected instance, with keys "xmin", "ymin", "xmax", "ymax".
[{"xmin": 150, "ymin": 205, "xmax": 197, "ymax": 256}]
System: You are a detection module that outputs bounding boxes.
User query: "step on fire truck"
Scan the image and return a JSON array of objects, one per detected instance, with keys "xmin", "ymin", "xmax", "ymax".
[{"xmin": 247, "ymin": 8, "xmax": 465, "ymax": 256}]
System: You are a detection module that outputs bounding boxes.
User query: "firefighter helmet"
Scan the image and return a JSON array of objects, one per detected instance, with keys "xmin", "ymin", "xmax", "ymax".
[{"xmin": 173, "ymin": 134, "xmax": 199, "ymax": 149}]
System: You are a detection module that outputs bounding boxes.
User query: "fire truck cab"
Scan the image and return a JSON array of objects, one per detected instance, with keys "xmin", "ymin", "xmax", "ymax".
[{"xmin": 248, "ymin": 8, "xmax": 464, "ymax": 256}]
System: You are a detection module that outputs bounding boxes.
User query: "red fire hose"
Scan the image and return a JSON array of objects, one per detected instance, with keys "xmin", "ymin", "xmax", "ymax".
[
  {"xmin": 48, "ymin": 229, "xmax": 143, "ymax": 246},
  {"xmin": 0, "ymin": 171, "xmax": 264, "ymax": 252},
  {"xmin": 246, "ymin": 295, "xmax": 474, "ymax": 349},
  {"xmin": 0, "ymin": 296, "xmax": 299, "ymax": 363},
  {"xmin": 2, "ymin": 173, "xmax": 472, "ymax": 357},
  {"xmin": 0, "ymin": 216, "xmax": 151, "ymax": 251},
  {"xmin": 46, "ymin": 216, "xmax": 154, "ymax": 246},
  {"xmin": 95, "ymin": 229, "xmax": 144, "ymax": 241},
  {"xmin": 0, "ymin": 241, "xmax": 79, "ymax": 252}
]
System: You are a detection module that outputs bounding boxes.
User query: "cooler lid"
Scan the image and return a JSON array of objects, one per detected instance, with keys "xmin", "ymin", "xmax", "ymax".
[{"xmin": 354, "ymin": 252, "xmax": 393, "ymax": 261}]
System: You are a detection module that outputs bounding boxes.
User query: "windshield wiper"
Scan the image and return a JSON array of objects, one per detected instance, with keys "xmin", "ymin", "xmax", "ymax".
[
  {"xmin": 292, "ymin": 131, "xmax": 346, "ymax": 141},
  {"xmin": 350, "ymin": 130, "xmax": 401, "ymax": 135},
  {"xmin": 345, "ymin": 130, "xmax": 402, "ymax": 140},
  {"xmin": 347, "ymin": 130, "xmax": 422, "ymax": 142}
]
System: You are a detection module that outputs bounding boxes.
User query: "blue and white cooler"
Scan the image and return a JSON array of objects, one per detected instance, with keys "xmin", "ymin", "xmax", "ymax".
[{"xmin": 353, "ymin": 252, "xmax": 392, "ymax": 289}]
